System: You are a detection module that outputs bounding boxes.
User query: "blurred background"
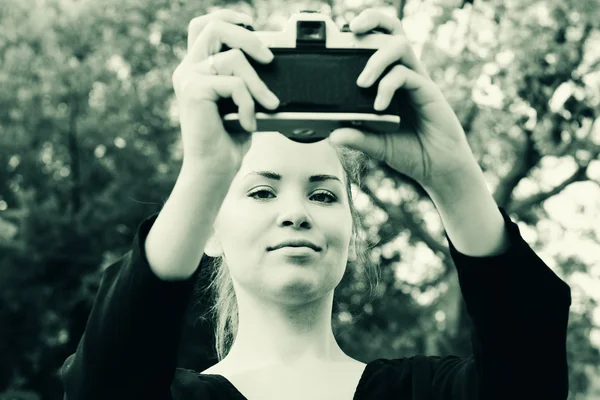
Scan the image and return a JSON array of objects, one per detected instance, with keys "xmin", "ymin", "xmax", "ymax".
[{"xmin": 1, "ymin": 0, "xmax": 600, "ymax": 398}]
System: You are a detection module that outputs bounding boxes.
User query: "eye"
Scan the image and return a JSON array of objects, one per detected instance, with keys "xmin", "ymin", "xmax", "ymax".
[
  {"xmin": 248, "ymin": 189, "xmax": 338, "ymax": 203},
  {"xmin": 248, "ymin": 189, "xmax": 274, "ymax": 200},
  {"xmin": 312, "ymin": 190, "xmax": 338, "ymax": 203}
]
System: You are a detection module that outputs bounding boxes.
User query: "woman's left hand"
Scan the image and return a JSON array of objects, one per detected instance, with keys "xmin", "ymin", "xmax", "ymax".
[{"xmin": 328, "ymin": 9, "xmax": 478, "ymax": 191}]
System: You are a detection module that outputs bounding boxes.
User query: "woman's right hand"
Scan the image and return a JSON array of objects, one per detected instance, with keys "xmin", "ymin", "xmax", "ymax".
[{"xmin": 172, "ymin": 9, "xmax": 280, "ymax": 174}]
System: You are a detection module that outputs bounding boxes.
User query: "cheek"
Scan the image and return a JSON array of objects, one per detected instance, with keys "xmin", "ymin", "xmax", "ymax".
[
  {"xmin": 325, "ymin": 211, "xmax": 353, "ymax": 248},
  {"xmin": 222, "ymin": 202, "xmax": 266, "ymax": 240},
  {"xmin": 216, "ymin": 204, "xmax": 275, "ymax": 280}
]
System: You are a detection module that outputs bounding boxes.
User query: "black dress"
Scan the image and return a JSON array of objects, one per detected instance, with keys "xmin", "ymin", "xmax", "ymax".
[{"xmin": 60, "ymin": 206, "xmax": 571, "ymax": 400}]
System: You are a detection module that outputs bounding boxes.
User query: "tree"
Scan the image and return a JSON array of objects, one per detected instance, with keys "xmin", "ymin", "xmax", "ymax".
[{"xmin": 1, "ymin": 0, "xmax": 599, "ymax": 398}]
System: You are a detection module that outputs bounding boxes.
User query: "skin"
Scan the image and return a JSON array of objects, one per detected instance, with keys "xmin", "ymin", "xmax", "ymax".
[
  {"xmin": 199, "ymin": 5, "xmax": 511, "ymax": 376},
  {"xmin": 204, "ymin": 131, "xmax": 359, "ymax": 369}
]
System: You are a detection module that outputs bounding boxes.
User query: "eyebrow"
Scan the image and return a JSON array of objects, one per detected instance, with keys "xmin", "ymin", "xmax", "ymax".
[{"xmin": 243, "ymin": 170, "xmax": 342, "ymax": 184}]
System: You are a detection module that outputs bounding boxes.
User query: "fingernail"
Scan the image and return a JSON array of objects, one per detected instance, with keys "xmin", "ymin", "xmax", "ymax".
[
  {"xmin": 266, "ymin": 91, "xmax": 279, "ymax": 107},
  {"xmin": 356, "ymin": 73, "xmax": 367, "ymax": 86},
  {"xmin": 357, "ymin": 71, "xmax": 372, "ymax": 87},
  {"xmin": 261, "ymin": 45, "xmax": 274, "ymax": 61},
  {"xmin": 350, "ymin": 18, "xmax": 364, "ymax": 32},
  {"xmin": 374, "ymin": 96, "xmax": 385, "ymax": 110}
]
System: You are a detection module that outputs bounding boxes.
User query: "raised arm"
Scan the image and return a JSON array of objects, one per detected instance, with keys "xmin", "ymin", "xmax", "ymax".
[
  {"xmin": 60, "ymin": 164, "xmax": 234, "ymax": 399},
  {"xmin": 429, "ymin": 206, "xmax": 571, "ymax": 400}
]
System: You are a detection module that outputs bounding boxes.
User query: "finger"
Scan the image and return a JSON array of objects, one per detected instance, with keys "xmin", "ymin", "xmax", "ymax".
[
  {"xmin": 349, "ymin": 9, "xmax": 404, "ymax": 36},
  {"xmin": 209, "ymin": 75, "xmax": 257, "ymax": 133},
  {"xmin": 373, "ymin": 64, "xmax": 438, "ymax": 110},
  {"xmin": 357, "ymin": 35, "xmax": 429, "ymax": 88},
  {"xmin": 177, "ymin": 69, "xmax": 257, "ymax": 132},
  {"xmin": 328, "ymin": 128, "xmax": 388, "ymax": 162},
  {"xmin": 188, "ymin": 18, "xmax": 273, "ymax": 65},
  {"xmin": 189, "ymin": 49, "xmax": 280, "ymax": 110},
  {"xmin": 187, "ymin": 9, "xmax": 253, "ymax": 54}
]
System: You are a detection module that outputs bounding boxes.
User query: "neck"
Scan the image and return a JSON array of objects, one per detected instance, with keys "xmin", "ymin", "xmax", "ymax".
[{"xmin": 220, "ymin": 284, "xmax": 349, "ymax": 370}]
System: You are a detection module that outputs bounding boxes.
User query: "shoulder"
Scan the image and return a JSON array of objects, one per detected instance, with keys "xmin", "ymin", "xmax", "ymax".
[
  {"xmin": 170, "ymin": 367, "xmax": 227, "ymax": 398},
  {"xmin": 357, "ymin": 356, "xmax": 469, "ymax": 392}
]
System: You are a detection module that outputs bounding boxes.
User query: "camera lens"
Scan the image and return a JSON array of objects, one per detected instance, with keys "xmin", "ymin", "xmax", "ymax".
[{"xmin": 292, "ymin": 128, "xmax": 315, "ymax": 137}]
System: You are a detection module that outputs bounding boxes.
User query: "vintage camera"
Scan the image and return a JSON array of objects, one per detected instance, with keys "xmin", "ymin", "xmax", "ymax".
[{"xmin": 217, "ymin": 10, "xmax": 410, "ymax": 143}]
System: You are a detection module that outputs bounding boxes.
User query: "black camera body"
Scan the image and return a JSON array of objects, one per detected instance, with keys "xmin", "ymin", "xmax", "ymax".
[{"xmin": 218, "ymin": 11, "xmax": 409, "ymax": 143}]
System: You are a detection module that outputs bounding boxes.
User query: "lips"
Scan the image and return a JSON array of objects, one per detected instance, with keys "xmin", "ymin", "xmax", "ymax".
[{"xmin": 269, "ymin": 240, "xmax": 321, "ymax": 252}]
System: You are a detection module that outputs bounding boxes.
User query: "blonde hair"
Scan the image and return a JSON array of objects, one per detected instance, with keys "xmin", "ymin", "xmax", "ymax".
[{"xmin": 194, "ymin": 145, "xmax": 380, "ymax": 361}]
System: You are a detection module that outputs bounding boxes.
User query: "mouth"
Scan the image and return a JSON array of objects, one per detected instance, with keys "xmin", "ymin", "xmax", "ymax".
[
  {"xmin": 270, "ymin": 245, "xmax": 321, "ymax": 252},
  {"xmin": 273, "ymin": 246, "xmax": 319, "ymax": 257},
  {"xmin": 273, "ymin": 246, "xmax": 319, "ymax": 253}
]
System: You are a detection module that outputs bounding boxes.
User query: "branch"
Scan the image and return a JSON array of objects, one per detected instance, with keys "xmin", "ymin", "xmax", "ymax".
[
  {"xmin": 460, "ymin": 102, "xmax": 479, "ymax": 136},
  {"xmin": 509, "ymin": 149, "xmax": 600, "ymax": 215},
  {"xmin": 581, "ymin": 57, "xmax": 600, "ymax": 77},
  {"xmin": 494, "ymin": 25, "xmax": 595, "ymax": 208},
  {"xmin": 394, "ymin": 265, "xmax": 456, "ymax": 292},
  {"xmin": 359, "ymin": 179, "xmax": 457, "ymax": 292},
  {"xmin": 360, "ymin": 179, "xmax": 450, "ymax": 261},
  {"xmin": 493, "ymin": 128, "xmax": 540, "ymax": 208},
  {"xmin": 67, "ymin": 94, "xmax": 82, "ymax": 217}
]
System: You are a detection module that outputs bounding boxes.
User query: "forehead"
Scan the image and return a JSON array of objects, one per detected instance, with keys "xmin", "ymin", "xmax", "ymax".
[{"xmin": 236, "ymin": 132, "xmax": 345, "ymax": 180}]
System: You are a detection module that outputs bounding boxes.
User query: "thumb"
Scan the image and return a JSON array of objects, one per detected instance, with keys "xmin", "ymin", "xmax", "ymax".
[{"xmin": 328, "ymin": 128, "xmax": 385, "ymax": 161}]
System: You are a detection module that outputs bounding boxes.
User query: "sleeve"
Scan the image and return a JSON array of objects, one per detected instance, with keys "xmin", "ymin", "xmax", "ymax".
[
  {"xmin": 430, "ymin": 206, "xmax": 572, "ymax": 400},
  {"xmin": 60, "ymin": 213, "xmax": 203, "ymax": 400}
]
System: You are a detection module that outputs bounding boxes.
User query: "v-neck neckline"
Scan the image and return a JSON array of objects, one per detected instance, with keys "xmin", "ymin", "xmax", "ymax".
[{"xmin": 204, "ymin": 359, "xmax": 382, "ymax": 400}]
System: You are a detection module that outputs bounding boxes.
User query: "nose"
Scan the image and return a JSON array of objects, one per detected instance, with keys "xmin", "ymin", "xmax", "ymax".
[{"xmin": 276, "ymin": 203, "xmax": 313, "ymax": 229}]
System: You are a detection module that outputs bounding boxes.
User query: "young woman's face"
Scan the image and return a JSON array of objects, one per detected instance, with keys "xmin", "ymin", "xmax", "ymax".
[{"xmin": 205, "ymin": 132, "xmax": 357, "ymax": 305}]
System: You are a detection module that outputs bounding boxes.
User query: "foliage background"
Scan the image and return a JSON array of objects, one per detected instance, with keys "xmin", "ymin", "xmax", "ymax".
[{"xmin": 1, "ymin": 0, "xmax": 600, "ymax": 398}]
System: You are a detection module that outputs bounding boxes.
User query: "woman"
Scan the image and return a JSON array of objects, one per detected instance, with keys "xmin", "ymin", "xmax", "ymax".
[{"xmin": 60, "ymin": 7, "xmax": 572, "ymax": 400}]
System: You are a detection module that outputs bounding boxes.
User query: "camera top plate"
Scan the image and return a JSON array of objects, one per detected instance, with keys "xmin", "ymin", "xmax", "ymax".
[{"xmin": 247, "ymin": 11, "xmax": 389, "ymax": 49}]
